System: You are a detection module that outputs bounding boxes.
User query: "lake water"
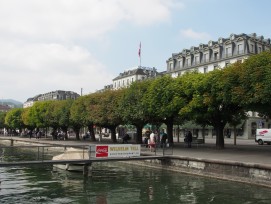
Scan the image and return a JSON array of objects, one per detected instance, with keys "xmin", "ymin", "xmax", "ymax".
[{"xmin": 1, "ymin": 145, "xmax": 271, "ymax": 203}]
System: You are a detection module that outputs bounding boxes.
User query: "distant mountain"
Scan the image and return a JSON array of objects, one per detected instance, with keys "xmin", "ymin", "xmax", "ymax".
[{"xmin": 0, "ymin": 99, "xmax": 23, "ymax": 108}]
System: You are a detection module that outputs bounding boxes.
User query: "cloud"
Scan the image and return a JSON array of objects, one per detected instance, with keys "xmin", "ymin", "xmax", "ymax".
[
  {"xmin": 180, "ymin": 29, "xmax": 211, "ymax": 41},
  {"xmin": 0, "ymin": 0, "xmax": 181, "ymax": 41},
  {"xmin": 0, "ymin": 0, "xmax": 182, "ymax": 102},
  {"xmin": 0, "ymin": 41, "xmax": 114, "ymax": 101}
]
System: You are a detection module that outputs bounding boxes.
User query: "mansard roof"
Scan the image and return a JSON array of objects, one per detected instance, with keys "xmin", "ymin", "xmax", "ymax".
[
  {"xmin": 167, "ymin": 33, "xmax": 270, "ymax": 62},
  {"xmin": 113, "ymin": 66, "xmax": 156, "ymax": 80}
]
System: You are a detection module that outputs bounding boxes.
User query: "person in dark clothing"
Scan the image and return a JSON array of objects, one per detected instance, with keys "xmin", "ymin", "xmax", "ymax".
[
  {"xmin": 28, "ymin": 130, "xmax": 33, "ymax": 139},
  {"xmin": 160, "ymin": 130, "xmax": 168, "ymax": 148},
  {"xmin": 143, "ymin": 136, "xmax": 149, "ymax": 147},
  {"xmin": 122, "ymin": 134, "xmax": 131, "ymax": 143},
  {"xmin": 187, "ymin": 131, "xmax": 193, "ymax": 148}
]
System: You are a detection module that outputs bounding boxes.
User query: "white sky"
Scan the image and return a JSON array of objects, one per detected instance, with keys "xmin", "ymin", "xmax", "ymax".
[{"xmin": 0, "ymin": 0, "xmax": 270, "ymax": 102}]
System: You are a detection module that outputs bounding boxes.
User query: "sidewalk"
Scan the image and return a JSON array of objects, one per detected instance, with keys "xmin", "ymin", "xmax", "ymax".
[{"xmin": 1, "ymin": 135, "xmax": 270, "ymax": 167}]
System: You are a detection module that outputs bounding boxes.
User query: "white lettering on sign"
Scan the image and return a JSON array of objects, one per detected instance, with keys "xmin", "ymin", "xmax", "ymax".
[{"xmin": 95, "ymin": 144, "xmax": 141, "ymax": 158}]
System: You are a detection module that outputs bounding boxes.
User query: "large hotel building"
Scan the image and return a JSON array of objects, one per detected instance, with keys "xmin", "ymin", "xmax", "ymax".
[{"xmin": 166, "ymin": 33, "xmax": 271, "ymax": 139}]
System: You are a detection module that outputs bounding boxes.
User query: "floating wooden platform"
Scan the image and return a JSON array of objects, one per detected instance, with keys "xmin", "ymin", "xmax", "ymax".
[{"xmin": 0, "ymin": 155, "xmax": 167, "ymax": 167}]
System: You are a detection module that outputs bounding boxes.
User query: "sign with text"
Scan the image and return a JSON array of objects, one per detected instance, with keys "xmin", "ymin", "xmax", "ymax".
[{"xmin": 95, "ymin": 144, "xmax": 141, "ymax": 158}]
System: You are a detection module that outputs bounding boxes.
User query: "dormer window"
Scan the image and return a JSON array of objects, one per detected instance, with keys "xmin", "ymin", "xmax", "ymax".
[
  {"xmin": 203, "ymin": 53, "xmax": 209, "ymax": 62},
  {"xmin": 178, "ymin": 60, "xmax": 182, "ymax": 68},
  {"xmin": 250, "ymin": 44, "xmax": 254, "ymax": 53},
  {"xmin": 214, "ymin": 52, "xmax": 218, "ymax": 60},
  {"xmin": 194, "ymin": 56, "xmax": 199, "ymax": 65},
  {"xmin": 208, "ymin": 41, "xmax": 213, "ymax": 46},
  {"xmin": 237, "ymin": 44, "xmax": 243, "ymax": 54},
  {"xmin": 169, "ymin": 62, "xmax": 173, "ymax": 70},
  {"xmin": 226, "ymin": 47, "xmax": 232, "ymax": 57},
  {"xmin": 186, "ymin": 58, "xmax": 190, "ymax": 66}
]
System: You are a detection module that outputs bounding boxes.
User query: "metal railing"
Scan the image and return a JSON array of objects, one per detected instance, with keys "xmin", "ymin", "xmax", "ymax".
[{"xmin": 140, "ymin": 143, "xmax": 173, "ymax": 156}]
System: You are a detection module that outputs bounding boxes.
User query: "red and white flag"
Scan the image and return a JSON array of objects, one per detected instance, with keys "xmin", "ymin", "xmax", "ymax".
[{"xmin": 138, "ymin": 42, "xmax": 141, "ymax": 58}]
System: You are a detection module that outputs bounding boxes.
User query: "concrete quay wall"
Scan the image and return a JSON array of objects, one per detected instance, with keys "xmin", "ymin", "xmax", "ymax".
[{"xmin": 128, "ymin": 156, "xmax": 271, "ymax": 188}]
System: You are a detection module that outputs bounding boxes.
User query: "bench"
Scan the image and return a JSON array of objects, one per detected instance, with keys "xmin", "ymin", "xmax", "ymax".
[{"xmin": 192, "ymin": 138, "xmax": 205, "ymax": 148}]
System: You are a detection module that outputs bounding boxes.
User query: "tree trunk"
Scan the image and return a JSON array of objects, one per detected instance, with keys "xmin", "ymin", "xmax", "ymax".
[
  {"xmin": 110, "ymin": 126, "xmax": 117, "ymax": 143},
  {"xmin": 234, "ymin": 126, "xmax": 237, "ymax": 145},
  {"xmin": 165, "ymin": 117, "xmax": 174, "ymax": 145},
  {"xmin": 74, "ymin": 127, "xmax": 80, "ymax": 140},
  {"xmin": 215, "ymin": 123, "xmax": 225, "ymax": 149},
  {"xmin": 88, "ymin": 124, "xmax": 96, "ymax": 142},
  {"xmin": 61, "ymin": 126, "xmax": 68, "ymax": 140},
  {"xmin": 177, "ymin": 125, "xmax": 180, "ymax": 143},
  {"xmin": 135, "ymin": 124, "xmax": 144, "ymax": 144}
]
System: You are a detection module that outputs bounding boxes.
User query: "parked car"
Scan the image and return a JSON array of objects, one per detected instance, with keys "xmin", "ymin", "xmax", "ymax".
[{"xmin": 255, "ymin": 129, "xmax": 271, "ymax": 145}]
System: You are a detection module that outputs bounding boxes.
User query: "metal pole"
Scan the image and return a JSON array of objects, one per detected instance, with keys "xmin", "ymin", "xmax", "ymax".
[
  {"xmin": 42, "ymin": 146, "xmax": 44, "ymax": 161},
  {"xmin": 37, "ymin": 147, "xmax": 40, "ymax": 160},
  {"xmin": 88, "ymin": 146, "xmax": 91, "ymax": 159}
]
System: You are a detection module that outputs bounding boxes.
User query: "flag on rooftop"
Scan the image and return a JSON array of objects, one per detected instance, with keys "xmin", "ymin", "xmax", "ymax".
[{"xmin": 138, "ymin": 42, "xmax": 141, "ymax": 58}]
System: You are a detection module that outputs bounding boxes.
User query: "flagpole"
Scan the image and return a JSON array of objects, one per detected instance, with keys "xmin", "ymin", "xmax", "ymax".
[{"xmin": 138, "ymin": 42, "xmax": 141, "ymax": 68}]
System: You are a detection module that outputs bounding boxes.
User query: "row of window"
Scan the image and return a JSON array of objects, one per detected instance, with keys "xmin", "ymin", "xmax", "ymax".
[
  {"xmin": 172, "ymin": 59, "xmax": 243, "ymax": 77},
  {"xmin": 114, "ymin": 77, "xmax": 135, "ymax": 89},
  {"xmin": 38, "ymin": 95, "xmax": 78, "ymax": 101},
  {"xmin": 169, "ymin": 43, "xmax": 266, "ymax": 70}
]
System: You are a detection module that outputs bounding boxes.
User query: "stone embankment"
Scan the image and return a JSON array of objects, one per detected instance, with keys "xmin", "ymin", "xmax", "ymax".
[{"xmin": 1, "ymin": 136, "xmax": 271, "ymax": 187}]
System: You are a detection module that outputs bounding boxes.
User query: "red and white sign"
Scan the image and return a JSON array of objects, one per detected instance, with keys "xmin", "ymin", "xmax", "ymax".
[
  {"xmin": 95, "ymin": 145, "xmax": 109, "ymax": 158},
  {"xmin": 95, "ymin": 144, "xmax": 141, "ymax": 158}
]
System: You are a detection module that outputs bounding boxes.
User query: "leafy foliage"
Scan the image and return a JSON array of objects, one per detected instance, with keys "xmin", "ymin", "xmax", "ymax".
[{"xmin": 5, "ymin": 108, "xmax": 24, "ymax": 130}]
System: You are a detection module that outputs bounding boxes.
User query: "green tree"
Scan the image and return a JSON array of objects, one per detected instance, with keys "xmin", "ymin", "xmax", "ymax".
[
  {"xmin": 5, "ymin": 108, "xmax": 24, "ymax": 133},
  {"xmin": 21, "ymin": 107, "xmax": 36, "ymax": 132},
  {"xmin": 119, "ymin": 80, "xmax": 152, "ymax": 143},
  {"xmin": 232, "ymin": 51, "xmax": 271, "ymax": 117},
  {"xmin": 90, "ymin": 90, "xmax": 124, "ymax": 143},
  {"xmin": 144, "ymin": 75, "xmax": 186, "ymax": 144},
  {"xmin": 0, "ymin": 112, "xmax": 7, "ymax": 130},
  {"xmin": 28, "ymin": 101, "xmax": 52, "ymax": 129},
  {"xmin": 83, "ymin": 94, "xmax": 97, "ymax": 141},
  {"xmin": 51, "ymin": 100, "xmax": 73, "ymax": 139},
  {"xmin": 70, "ymin": 96, "xmax": 86, "ymax": 140},
  {"xmin": 180, "ymin": 69, "xmax": 246, "ymax": 149}
]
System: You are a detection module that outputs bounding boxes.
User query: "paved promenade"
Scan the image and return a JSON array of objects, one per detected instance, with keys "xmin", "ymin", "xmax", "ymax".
[{"xmin": 1, "ymin": 135, "xmax": 270, "ymax": 167}]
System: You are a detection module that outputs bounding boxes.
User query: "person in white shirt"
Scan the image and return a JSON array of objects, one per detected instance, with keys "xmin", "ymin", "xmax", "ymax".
[{"xmin": 149, "ymin": 131, "xmax": 156, "ymax": 152}]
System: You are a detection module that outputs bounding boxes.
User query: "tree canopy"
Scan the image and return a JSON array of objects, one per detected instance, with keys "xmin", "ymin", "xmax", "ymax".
[{"xmin": 2, "ymin": 51, "xmax": 271, "ymax": 148}]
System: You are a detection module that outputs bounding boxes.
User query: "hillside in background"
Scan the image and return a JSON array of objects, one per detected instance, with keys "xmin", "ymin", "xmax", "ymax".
[{"xmin": 0, "ymin": 99, "xmax": 23, "ymax": 108}]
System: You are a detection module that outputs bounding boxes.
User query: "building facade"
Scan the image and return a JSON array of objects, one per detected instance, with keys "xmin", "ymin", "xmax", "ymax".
[
  {"xmin": 113, "ymin": 66, "xmax": 158, "ymax": 90},
  {"xmin": 167, "ymin": 33, "xmax": 270, "ymax": 77},
  {"xmin": 166, "ymin": 33, "xmax": 271, "ymax": 139},
  {"xmin": 23, "ymin": 90, "xmax": 80, "ymax": 108},
  {"xmin": 0, "ymin": 104, "xmax": 11, "ymax": 112}
]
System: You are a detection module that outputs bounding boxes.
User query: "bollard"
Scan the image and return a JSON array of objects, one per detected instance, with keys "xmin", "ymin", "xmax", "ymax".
[
  {"xmin": 10, "ymin": 139, "xmax": 14, "ymax": 146},
  {"xmin": 83, "ymin": 163, "xmax": 92, "ymax": 177}
]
